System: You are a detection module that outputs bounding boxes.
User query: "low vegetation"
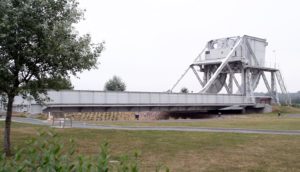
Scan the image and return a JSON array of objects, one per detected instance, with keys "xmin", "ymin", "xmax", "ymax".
[
  {"xmin": 0, "ymin": 130, "xmax": 146, "ymax": 172},
  {"xmin": 272, "ymin": 105, "xmax": 300, "ymax": 114},
  {"xmin": 0, "ymin": 122, "xmax": 299, "ymax": 171}
]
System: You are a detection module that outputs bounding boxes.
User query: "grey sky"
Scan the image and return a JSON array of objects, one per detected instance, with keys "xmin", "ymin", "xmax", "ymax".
[{"xmin": 72, "ymin": 0, "xmax": 300, "ymax": 93}]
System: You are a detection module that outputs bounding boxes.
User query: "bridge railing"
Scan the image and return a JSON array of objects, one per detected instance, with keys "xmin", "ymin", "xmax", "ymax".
[{"xmin": 44, "ymin": 90, "xmax": 253, "ymax": 106}]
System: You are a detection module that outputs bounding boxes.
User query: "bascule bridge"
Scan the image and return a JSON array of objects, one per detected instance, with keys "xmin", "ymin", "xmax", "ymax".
[
  {"xmin": 171, "ymin": 35, "xmax": 290, "ymax": 105},
  {"xmin": 4, "ymin": 35, "xmax": 290, "ymax": 115}
]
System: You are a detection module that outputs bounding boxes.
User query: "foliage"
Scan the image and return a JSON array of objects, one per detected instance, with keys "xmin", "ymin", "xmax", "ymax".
[
  {"xmin": 272, "ymin": 105, "xmax": 300, "ymax": 114},
  {"xmin": 288, "ymin": 91, "xmax": 300, "ymax": 104},
  {"xmin": 43, "ymin": 76, "xmax": 74, "ymax": 90},
  {"xmin": 0, "ymin": 0, "xmax": 102, "ymax": 100},
  {"xmin": 0, "ymin": 0, "xmax": 103, "ymax": 155},
  {"xmin": 104, "ymin": 76, "xmax": 126, "ymax": 91},
  {"xmin": 0, "ymin": 130, "xmax": 145, "ymax": 172},
  {"xmin": 180, "ymin": 87, "xmax": 189, "ymax": 93},
  {"xmin": 255, "ymin": 92, "xmax": 300, "ymax": 105}
]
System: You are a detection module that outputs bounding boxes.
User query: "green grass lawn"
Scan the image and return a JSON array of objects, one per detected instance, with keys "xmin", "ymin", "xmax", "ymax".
[
  {"xmin": 86, "ymin": 106, "xmax": 300, "ymax": 131},
  {"xmin": 1, "ymin": 121, "xmax": 300, "ymax": 171},
  {"xmin": 88, "ymin": 114, "xmax": 300, "ymax": 131}
]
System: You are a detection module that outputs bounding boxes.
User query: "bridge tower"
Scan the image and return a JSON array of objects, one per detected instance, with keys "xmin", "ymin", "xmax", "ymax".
[{"xmin": 171, "ymin": 35, "xmax": 290, "ymax": 105}]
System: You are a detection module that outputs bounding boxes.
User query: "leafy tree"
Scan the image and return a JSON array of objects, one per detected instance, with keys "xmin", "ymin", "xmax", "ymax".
[
  {"xmin": 180, "ymin": 87, "xmax": 189, "ymax": 93},
  {"xmin": 44, "ymin": 76, "xmax": 74, "ymax": 90},
  {"xmin": 104, "ymin": 76, "xmax": 126, "ymax": 91},
  {"xmin": 0, "ymin": 0, "xmax": 104, "ymax": 156}
]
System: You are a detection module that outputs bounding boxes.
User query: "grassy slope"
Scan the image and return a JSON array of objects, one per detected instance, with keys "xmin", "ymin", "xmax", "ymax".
[
  {"xmin": 88, "ymin": 115, "xmax": 300, "ymax": 130},
  {"xmin": 272, "ymin": 105, "xmax": 300, "ymax": 114},
  {"xmin": 86, "ymin": 106, "xmax": 300, "ymax": 130},
  {"xmin": 0, "ymin": 122, "xmax": 300, "ymax": 171}
]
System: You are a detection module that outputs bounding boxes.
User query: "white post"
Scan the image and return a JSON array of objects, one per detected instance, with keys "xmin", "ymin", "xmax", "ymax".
[{"xmin": 48, "ymin": 112, "xmax": 52, "ymax": 121}]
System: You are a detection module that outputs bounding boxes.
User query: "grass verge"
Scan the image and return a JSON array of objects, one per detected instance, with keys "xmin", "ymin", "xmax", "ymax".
[
  {"xmin": 0, "ymin": 121, "xmax": 300, "ymax": 171},
  {"xmin": 87, "ymin": 114, "xmax": 300, "ymax": 131}
]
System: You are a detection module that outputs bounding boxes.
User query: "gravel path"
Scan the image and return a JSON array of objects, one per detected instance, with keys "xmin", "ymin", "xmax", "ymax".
[
  {"xmin": 3, "ymin": 117, "xmax": 300, "ymax": 136},
  {"xmin": 286, "ymin": 114, "xmax": 300, "ymax": 118}
]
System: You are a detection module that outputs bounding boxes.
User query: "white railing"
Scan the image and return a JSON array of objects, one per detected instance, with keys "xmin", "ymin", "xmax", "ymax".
[{"xmin": 38, "ymin": 90, "xmax": 253, "ymax": 106}]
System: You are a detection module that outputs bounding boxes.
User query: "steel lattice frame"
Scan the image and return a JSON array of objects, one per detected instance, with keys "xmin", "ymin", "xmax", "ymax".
[{"xmin": 171, "ymin": 35, "xmax": 290, "ymax": 105}]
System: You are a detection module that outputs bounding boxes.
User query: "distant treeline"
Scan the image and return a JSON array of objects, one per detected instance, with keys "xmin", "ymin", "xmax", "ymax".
[{"xmin": 254, "ymin": 91, "xmax": 300, "ymax": 105}]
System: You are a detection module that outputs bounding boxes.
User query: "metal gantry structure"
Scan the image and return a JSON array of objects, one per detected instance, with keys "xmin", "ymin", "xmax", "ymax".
[
  {"xmin": 171, "ymin": 35, "xmax": 290, "ymax": 104},
  {"xmin": 0, "ymin": 35, "xmax": 291, "ymax": 115}
]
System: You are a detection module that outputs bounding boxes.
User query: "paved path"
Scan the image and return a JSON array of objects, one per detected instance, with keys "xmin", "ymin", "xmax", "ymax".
[
  {"xmin": 287, "ymin": 114, "xmax": 300, "ymax": 118},
  {"xmin": 2, "ymin": 117, "xmax": 300, "ymax": 136}
]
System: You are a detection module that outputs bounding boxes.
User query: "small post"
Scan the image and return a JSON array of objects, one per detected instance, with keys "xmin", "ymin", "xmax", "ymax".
[
  {"xmin": 218, "ymin": 112, "xmax": 222, "ymax": 118},
  {"xmin": 48, "ymin": 112, "xmax": 51, "ymax": 120}
]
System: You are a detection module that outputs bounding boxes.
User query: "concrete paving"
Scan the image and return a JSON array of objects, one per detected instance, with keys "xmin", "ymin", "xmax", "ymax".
[{"xmin": 2, "ymin": 117, "xmax": 300, "ymax": 136}]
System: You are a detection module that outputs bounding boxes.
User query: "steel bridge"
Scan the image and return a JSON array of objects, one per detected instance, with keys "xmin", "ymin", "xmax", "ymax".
[
  {"xmin": 12, "ymin": 90, "xmax": 270, "ymax": 114},
  {"xmin": 4, "ymin": 35, "xmax": 290, "ymax": 115}
]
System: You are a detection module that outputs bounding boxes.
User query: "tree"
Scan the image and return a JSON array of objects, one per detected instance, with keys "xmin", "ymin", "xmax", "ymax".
[
  {"xmin": 0, "ymin": 0, "xmax": 104, "ymax": 156},
  {"xmin": 104, "ymin": 76, "xmax": 126, "ymax": 91},
  {"xmin": 44, "ymin": 76, "xmax": 74, "ymax": 90},
  {"xmin": 180, "ymin": 87, "xmax": 189, "ymax": 93}
]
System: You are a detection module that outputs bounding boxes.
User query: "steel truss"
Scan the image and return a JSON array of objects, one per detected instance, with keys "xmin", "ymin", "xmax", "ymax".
[{"xmin": 171, "ymin": 35, "xmax": 291, "ymax": 105}]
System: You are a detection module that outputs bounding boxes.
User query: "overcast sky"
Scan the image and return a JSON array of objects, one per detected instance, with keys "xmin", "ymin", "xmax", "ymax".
[{"xmin": 72, "ymin": 0, "xmax": 300, "ymax": 93}]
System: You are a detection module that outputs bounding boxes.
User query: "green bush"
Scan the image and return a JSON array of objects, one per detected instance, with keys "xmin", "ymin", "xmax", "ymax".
[{"xmin": 0, "ymin": 130, "xmax": 147, "ymax": 172}]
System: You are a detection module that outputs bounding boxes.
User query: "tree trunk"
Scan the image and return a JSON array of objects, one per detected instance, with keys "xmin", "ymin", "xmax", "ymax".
[{"xmin": 4, "ymin": 95, "xmax": 14, "ymax": 157}]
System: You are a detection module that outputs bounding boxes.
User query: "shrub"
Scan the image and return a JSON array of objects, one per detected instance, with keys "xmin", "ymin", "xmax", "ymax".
[
  {"xmin": 180, "ymin": 87, "xmax": 189, "ymax": 94},
  {"xmin": 0, "ymin": 130, "xmax": 143, "ymax": 172}
]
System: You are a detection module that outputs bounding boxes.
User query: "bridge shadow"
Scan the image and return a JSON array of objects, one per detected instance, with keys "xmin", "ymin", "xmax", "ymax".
[{"xmin": 167, "ymin": 110, "xmax": 244, "ymax": 119}]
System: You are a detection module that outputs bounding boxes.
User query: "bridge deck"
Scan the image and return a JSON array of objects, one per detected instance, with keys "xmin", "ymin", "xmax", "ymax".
[
  {"xmin": 44, "ymin": 90, "xmax": 254, "ymax": 106},
  {"xmin": 11, "ymin": 90, "xmax": 259, "ymax": 114}
]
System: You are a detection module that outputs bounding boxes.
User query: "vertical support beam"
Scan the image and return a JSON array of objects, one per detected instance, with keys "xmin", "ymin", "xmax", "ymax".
[
  {"xmin": 228, "ymin": 73, "xmax": 233, "ymax": 94},
  {"xmin": 244, "ymin": 69, "xmax": 249, "ymax": 95},
  {"xmin": 271, "ymin": 72, "xmax": 279, "ymax": 104},
  {"xmin": 203, "ymin": 67, "xmax": 211, "ymax": 85},
  {"xmin": 226, "ymin": 64, "xmax": 242, "ymax": 94},
  {"xmin": 241, "ymin": 68, "xmax": 245, "ymax": 95},
  {"xmin": 271, "ymin": 72, "xmax": 275, "ymax": 92},
  {"xmin": 207, "ymin": 70, "xmax": 212, "ymax": 81},
  {"xmin": 245, "ymin": 69, "xmax": 255, "ymax": 102},
  {"xmin": 203, "ymin": 67, "xmax": 208, "ymax": 85}
]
